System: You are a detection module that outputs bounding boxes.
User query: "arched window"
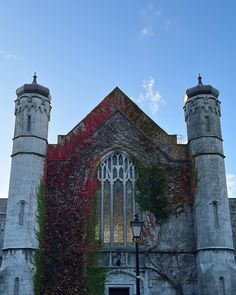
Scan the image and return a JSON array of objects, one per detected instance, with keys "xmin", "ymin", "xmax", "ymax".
[
  {"xmin": 219, "ymin": 276, "xmax": 226, "ymax": 295},
  {"xmin": 18, "ymin": 200, "xmax": 26, "ymax": 225},
  {"xmin": 212, "ymin": 200, "xmax": 219, "ymax": 227},
  {"xmin": 14, "ymin": 277, "xmax": 19, "ymax": 295},
  {"xmin": 98, "ymin": 152, "xmax": 136, "ymax": 245}
]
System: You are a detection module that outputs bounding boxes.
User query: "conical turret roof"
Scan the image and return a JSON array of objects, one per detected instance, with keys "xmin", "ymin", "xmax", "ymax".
[
  {"xmin": 186, "ymin": 75, "xmax": 219, "ymax": 98},
  {"xmin": 16, "ymin": 73, "xmax": 50, "ymax": 98}
]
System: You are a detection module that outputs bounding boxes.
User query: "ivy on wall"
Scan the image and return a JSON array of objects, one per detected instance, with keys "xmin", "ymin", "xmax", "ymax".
[
  {"xmin": 85, "ymin": 195, "xmax": 107, "ymax": 295},
  {"xmin": 34, "ymin": 177, "xmax": 106, "ymax": 295},
  {"xmin": 33, "ymin": 179, "xmax": 46, "ymax": 295},
  {"xmin": 135, "ymin": 164, "xmax": 172, "ymax": 222},
  {"xmin": 134, "ymin": 159, "xmax": 194, "ymax": 223},
  {"xmin": 85, "ymin": 251, "xmax": 107, "ymax": 295}
]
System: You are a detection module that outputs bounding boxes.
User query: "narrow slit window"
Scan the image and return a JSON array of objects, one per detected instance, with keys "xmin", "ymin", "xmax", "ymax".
[
  {"xmin": 0, "ymin": 275, "xmax": 3, "ymax": 289},
  {"xmin": 19, "ymin": 201, "xmax": 25, "ymax": 225},
  {"xmin": 212, "ymin": 201, "xmax": 219, "ymax": 227},
  {"xmin": 1, "ymin": 222, "xmax": 5, "ymax": 231},
  {"xmin": 27, "ymin": 115, "xmax": 31, "ymax": 132},
  {"xmin": 14, "ymin": 277, "xmax": 19, "ymax": 295},
  {"xmin": 205, "ymin": 116, "xmax": 210, "ymax": 132},
  {"xmin": 219, "ymin": 277, "xmax": 226, "ymax": 295}
]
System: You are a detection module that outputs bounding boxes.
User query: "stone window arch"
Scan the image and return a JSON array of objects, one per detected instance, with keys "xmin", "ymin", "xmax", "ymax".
[{"xmin": 97, "ymin": 151, "xmax": 136, "ymax": 245}]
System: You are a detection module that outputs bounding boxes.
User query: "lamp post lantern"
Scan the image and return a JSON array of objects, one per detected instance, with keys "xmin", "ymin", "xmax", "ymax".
[{"xmin": 130, "ymin": 214, "xmax": 144, "ymax": 295}]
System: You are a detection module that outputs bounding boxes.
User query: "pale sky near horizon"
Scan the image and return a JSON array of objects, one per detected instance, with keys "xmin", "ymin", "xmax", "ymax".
[{"xmin": 0, "ymin": 0, "xmax": 236, "ymax": 198}]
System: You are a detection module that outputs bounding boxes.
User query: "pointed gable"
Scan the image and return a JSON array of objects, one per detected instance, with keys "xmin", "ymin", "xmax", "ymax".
[{"xmin": 47, "ymin": 87, "xmax": 187, "ymax": 161}]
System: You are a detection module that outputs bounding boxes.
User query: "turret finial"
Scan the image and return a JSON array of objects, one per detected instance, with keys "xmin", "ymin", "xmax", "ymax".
[
  {"xmin": 198, "ymin": 74, "xmax": 203, "ymax": 85},
  {"xmin": 32, "ymin": 72, "xmax": 37, "ymax": 84}
]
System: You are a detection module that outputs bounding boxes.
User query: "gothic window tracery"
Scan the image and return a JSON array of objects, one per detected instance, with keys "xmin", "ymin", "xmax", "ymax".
[{"xmin": 98, "ymin": 152, "xmax": 136, "ymax": 245}]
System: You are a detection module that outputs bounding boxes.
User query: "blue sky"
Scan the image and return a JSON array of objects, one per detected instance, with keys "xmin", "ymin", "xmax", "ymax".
[{"xmin": 0, "ymin": 0, "xmax": 236, "ymax": 198}]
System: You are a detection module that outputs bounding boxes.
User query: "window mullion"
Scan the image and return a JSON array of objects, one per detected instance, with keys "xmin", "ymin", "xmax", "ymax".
[
  {"xmin": 123, "ymin": 180, "xmax": 126, "ymax": 246},
  {"xmin": 110, "ymin": 160, "xmax": 114, "ymax": 244},
  {"xmin": 101, "ymin": 181, "xmax": 104, "ymax": 241}
]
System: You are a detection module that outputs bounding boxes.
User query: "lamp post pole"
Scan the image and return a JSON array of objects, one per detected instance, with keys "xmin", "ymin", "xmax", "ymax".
[
  {"xmin": 130, "ymin": 214, "xmax": 143, "ymax": 295},
  {"xmin": 135, "ymin": 239, "xmax": 140, "ymax": 295}
]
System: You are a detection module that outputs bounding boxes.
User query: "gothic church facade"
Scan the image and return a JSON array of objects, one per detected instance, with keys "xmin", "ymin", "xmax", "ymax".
[{"xmin": 1, "ymin": 75, "xmax": 236, "ymax": 295}]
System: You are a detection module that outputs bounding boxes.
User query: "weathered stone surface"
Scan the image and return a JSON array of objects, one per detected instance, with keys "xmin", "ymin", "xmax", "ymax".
[{"xmin": 185, "ymin": 80, "xmax": 236, "ymax": 295}]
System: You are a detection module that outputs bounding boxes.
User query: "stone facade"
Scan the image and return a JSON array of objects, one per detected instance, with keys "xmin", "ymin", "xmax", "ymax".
[{"xmin": 0, "ymin": 76, "xmax": 236, "ymax": 295}]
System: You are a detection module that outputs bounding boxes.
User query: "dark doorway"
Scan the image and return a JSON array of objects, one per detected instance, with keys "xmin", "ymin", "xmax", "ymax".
[{"xmin": 109, "ymin": 287, "xmax": 129, "ymax": 295}]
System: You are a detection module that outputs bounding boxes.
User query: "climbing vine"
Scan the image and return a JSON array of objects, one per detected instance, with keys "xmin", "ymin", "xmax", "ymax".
[
  {"xmin": 39, "ymin": 153, "xmax": 107, "ymax": 295},
  {"xmin": 33, "ymin": 179, "xmax": 46, "ymax": 295},
  {"xmin": 135, "ymin": 162, "xmax": 171, "ymax": 222},
  {"xmin": 39, "ymin": 88, "xmax": 195, "ymax": 294},
  {"xmin": 85, "ymin": 195, "xmax": 107, "ymax": 295},
  {"xmin": 134, "ymin": 159, "xmax": 194, "ymax": 223},
  {"xmin": 85, "ymin": 251, "xmax": 107, "ymax": 295}
]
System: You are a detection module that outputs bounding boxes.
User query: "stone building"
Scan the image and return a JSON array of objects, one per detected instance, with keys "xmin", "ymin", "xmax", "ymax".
[{"xmin": 0, "ymin": 75, "xmax": 236, "ymax": 295}]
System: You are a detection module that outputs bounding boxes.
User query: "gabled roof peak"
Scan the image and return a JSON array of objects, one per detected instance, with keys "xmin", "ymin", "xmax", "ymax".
[{"xmin": 107, "ymin": 86, "xmax": 128, "ymax": 97}]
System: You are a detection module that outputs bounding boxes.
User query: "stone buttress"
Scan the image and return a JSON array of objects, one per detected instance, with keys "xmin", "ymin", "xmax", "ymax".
[
  {"xmin": 0, "ymin": 74, "xmax": 51, "ymax": 295},
  {"xmin": 184, "ymin": 76, "xmax": 236, "ymax": 295}
]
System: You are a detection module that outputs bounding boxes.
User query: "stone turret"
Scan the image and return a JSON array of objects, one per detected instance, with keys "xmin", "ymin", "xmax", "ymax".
[
  {"xmin": 1, "ymin": 74, "xmax": 51, "ymax": 294},
  {"xmin": 184, "ymin": 76, "xmax": 236, "ymax": 294}
]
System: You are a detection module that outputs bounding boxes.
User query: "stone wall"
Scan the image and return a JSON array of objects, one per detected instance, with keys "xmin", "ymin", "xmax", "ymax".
[
  {"xmin": 229, "ymin": 198, "xmax": 236, "ymax": 249},
  {"xmin": 0, "ymin": 199, "xmax": 7, "ymax": 265}
]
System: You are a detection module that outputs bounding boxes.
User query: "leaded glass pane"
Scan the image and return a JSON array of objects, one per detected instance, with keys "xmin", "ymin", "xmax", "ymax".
[
  {"xmin": 108, "ymin": 157, "xmax": 111, "ymax": 170},
  {"xmin": 125, "ymin": 157, "xmax": 128, "ymax": 170},
  {"xmin": 104, "ymin": 181, "xmax": 110, "ymax": 243},
  {"xmin": 126, "ymin": 181, "xmax": 133, "ymax": 243},
  {"xmin": 119, "ymin": 154, "xmax": 123, "ymax": 165},
  {"xmin": 98, "ymin": 151, "xmax": 136, "ymax": 245},
  {"xmin": 113, "ymin": 155, "xmax": 117, "ymax": 165},
  {"xmin": 113, "ymin": 167, "xmax": 117, "ymax": 179},
  {"xmin": 130, "ymin": 167, "xmax": 133, "ymax": 179},
  {"xmin": 119, "ymin": 167, "xmax": 123, "ymax": 179},
  {"xmin": 113, "ymin": 180, "xmax": 124, "ymax": 243}
]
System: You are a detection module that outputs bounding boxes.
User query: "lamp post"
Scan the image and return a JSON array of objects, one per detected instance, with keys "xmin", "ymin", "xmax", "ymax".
[{"xmin": 130, "ymin": 214, "xmax": 144, "ymax": 295}]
